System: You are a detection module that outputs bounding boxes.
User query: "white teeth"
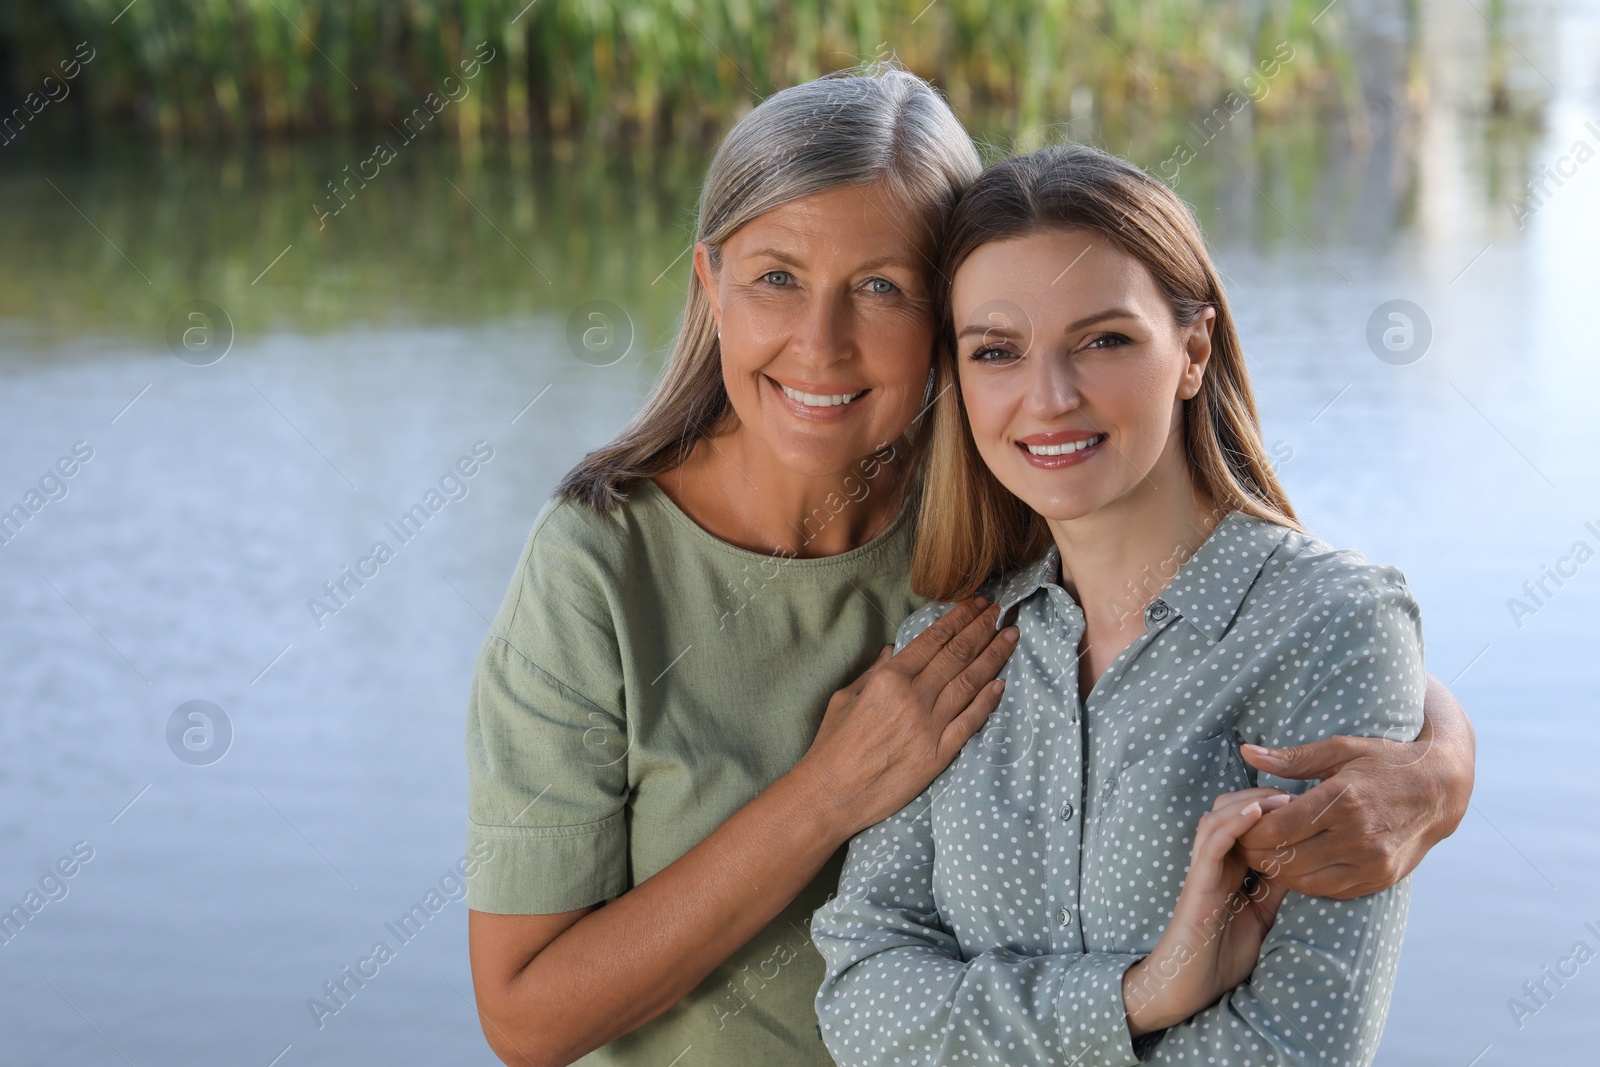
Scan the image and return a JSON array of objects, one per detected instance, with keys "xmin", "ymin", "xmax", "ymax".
[
  {"xmin": 1024, "ymin": 434, "xmax": 1105, "ymax": 456},
  {"xmin": 779, "ymin": 383, "xmax": 865, "ymax": 408}
]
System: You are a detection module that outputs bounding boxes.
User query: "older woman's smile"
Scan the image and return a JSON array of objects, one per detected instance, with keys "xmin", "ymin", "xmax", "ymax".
[{"xmin": 768, "ymin": 375, "xmax": 872, "ymax": 419}]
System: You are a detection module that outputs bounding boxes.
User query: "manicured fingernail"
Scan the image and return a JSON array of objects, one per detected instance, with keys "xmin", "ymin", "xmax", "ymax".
[
  {"xmin": 1241, "ymin": 744, "xmax": 1275, "ymax": 759},
  {"xmin": 972, "ymin": 595, "xmax": 990, "ymax": 608},
  {"xmin": 1001, "ymin": 627, "xmax": 1019, "ymax": 643}
]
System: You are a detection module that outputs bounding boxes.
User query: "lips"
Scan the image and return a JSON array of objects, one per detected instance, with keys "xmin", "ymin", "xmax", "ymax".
[
  {"xmin": 1015, "ymin": 430, "xmax": 1107, "ymax": 468},
  {"xmin": 766, "ymin": 375, "xmax": 870, "ymax": 422},
  {"xmin": 1022, "ymin": 434, "xmax": 1104, "ymax": 456},
  {"xmin": 778, "ymin": 383, "xmax": 865, "ymax": 407}
]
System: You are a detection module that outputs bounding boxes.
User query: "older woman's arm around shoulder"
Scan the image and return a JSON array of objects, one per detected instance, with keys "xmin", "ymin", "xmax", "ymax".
[
  {"xmin": 1234, "ymin": 672, "xmax": 1474, "ymax": 900},
  {"xmin": 1124, "ymin": 567, "xmax": 1428, "ymax": 1066}
]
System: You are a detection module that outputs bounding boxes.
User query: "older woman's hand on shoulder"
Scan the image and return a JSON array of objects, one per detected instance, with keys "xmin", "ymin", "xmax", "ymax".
[{"xmin": 791, "ymin": 596, "xmax": 1018, "ymax": 838}]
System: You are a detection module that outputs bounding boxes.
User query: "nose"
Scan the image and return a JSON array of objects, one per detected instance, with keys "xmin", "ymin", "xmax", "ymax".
[
  {"xmin": 1022, "ymin": 349, "xmax": 1082, "ymax": 421},
  {"xmin": 788, "ymin": 287, "xmax": 854, "ymax": 370}
]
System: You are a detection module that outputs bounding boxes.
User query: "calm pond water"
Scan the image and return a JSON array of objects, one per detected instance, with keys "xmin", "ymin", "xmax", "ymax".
[{"xmin": 3, "ymin": 6, "xmax": 1599, "ymax": 1065}]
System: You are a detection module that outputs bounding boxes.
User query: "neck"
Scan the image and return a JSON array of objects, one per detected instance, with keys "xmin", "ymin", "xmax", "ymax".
[
  {"xmin": 653, "ymin": 424, "xmax": 906, "ymax": 558},
  {"xmin": 1047, "ymin": 437, "xmax": 1221, "ymax": 623}
]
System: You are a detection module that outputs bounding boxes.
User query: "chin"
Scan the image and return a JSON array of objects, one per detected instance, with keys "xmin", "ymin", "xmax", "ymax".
[
  {"xmin": 771, "ymin": 435, "xmax": 868, "ymax": 480},
  {"xmin": 1025, "ymin": 499, "xmax": 1097, "ymax": 523},
  {"xmin": 768, "ymin": 412, "xmax": 901, "ymax": 474},
  {"xmin": 1003, "ymin": 476, "xmax": 1111, "ymax": 524}
]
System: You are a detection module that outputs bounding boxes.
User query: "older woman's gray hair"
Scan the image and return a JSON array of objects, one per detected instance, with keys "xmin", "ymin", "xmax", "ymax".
[{"xmin": 558, "ymin": 62, "xmax": 981, "ymax": 511}]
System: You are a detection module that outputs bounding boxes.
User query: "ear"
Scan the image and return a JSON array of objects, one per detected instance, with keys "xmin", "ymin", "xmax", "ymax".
[
  {"xmin": 1178, "ymin": 306, "xmax": 1216, "ymax": 401},
  {"xmin": 692, "ymin": 242, "xmax": 722, "ymax": 328}
]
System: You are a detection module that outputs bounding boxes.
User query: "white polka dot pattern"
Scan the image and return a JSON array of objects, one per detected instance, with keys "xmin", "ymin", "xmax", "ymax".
[{"xmin": 811, "ymin": 513, "xmax": 1426, "ymax": 1066}]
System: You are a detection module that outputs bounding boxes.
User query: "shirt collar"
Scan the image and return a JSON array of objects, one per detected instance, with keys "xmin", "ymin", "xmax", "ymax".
[
  {"xmin": 988, "ymin": 511, "xmax": 1293, "ymax": 642},
  {"xmin": 991, "ymin": 546, "xmax": 1062, "ymax": 624},
  {"xmin": 1154, "ymin": 512, "xmax": 1293, "ymax": 642}
]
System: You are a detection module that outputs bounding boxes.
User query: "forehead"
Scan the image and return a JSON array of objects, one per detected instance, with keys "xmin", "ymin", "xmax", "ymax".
[
  {"xmin": 950, "ymin": 229, "xmax": 1163, "ymax": 321},
  {"xmin": 724, "ymin": 182, "xmax": 932, "ymax": 262}
]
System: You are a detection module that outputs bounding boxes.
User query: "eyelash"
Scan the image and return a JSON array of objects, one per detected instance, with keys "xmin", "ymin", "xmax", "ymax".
[
  {"xmin": 758, "ymin": 271, "xmax": 899, "ymax": 295},
  {"xmin": 969, "ymin": 345, "xmax": 1019, "ymax": 363},
  {"xmin": 968, "ymin": 333, "xmax": 1131, "ymax": 362}
]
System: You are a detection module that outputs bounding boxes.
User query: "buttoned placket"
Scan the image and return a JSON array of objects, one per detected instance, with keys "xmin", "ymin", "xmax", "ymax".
[
  {"xmin": 1037, "ymin": 584, "xmax": 1089, "ymax": 953},
  {"xmin": 1034, "ymin": 582, "xmax": 1182, "ymax": 957},
  {"xmin": 1081, "ymin": 595, "xmax": 1180, "ymax": 736}
]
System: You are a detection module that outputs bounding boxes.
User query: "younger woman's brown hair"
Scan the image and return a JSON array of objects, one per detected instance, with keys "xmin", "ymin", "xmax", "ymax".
[{"xmin": 912, "ymin": 143, "xmax": 1301, "ymax": 601}]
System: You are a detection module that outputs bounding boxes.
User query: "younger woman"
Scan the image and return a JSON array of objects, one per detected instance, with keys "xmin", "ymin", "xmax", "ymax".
[{"xmin": 812, "ymin": 145, "xmax": 1426, "ymax": 1066}]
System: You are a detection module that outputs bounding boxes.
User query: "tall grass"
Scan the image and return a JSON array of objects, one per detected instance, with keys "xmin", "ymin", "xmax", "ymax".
[{"xmin": 7, "ymin": 0, "xmax": 1358, "ymax": 142}]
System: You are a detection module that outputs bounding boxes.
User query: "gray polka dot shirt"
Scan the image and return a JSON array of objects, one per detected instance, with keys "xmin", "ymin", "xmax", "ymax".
[{"xmin": 811, "ymin": 513, "xmax": 1426, "ymax": 1066}]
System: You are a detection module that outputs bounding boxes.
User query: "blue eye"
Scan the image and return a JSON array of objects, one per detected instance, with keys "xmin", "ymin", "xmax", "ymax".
[
  {"xmin": 763, "ymin": 270, "xmax": 791, "ymax": 286},
  {"xmin": 866, "ymin": 277, "xmax": 896, "ymax": 294}
]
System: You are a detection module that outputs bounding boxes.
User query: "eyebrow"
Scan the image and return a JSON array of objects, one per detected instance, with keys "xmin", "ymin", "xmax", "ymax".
[
  {"xmin": 855, "ymin": 253, "xmax": 922, "ymax": 273},
  {"xmin": 743, "ymin": 247, "xmax": 807, "ymax": 269},
  {"xmin": 956, "ymin": 306, "xmax": 1138, "ymax": 341},
  {"xmin": 738, "ymin": 248, "xmax": 922, "ymax": 273}
]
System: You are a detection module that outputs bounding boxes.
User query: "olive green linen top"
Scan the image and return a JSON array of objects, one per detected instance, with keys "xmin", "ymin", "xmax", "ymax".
[
  {"xmin": 464, "ymin": 478, "xmax": 921, "ymax": 1065},
  {"xmin": 812, "ymin": 513, "xmax": 1426, "ymax": 1066}
]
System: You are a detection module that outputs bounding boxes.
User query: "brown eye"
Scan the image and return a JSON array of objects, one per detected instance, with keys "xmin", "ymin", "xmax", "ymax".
[{"xmin": 970, "ymin": 346, "xmax": 1020, "ymax": 363}]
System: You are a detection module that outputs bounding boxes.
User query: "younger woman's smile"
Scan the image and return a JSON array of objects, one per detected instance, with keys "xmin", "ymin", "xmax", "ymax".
[{"xmin": 1016, "ymin": 429, "xmax": 1107, "ymax": 467}]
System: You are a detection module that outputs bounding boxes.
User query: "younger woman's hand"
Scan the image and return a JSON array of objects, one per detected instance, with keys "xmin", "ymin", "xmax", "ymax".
[
  {"xmin": 1122, "ymin": 788, "xmax": 1295, "ymax": 1038},
  {"xmin": 790, "ymin": 597, "xmax": 1019, "ymax": 839}
]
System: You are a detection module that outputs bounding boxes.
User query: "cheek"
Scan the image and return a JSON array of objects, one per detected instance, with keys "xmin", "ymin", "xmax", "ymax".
[
  {"xmin": 716, "ymin": 313, "xmax": 782, "ymax": 398},
  {"xmin": 720, "ymin": 290, "xmax": 798, "ymax": 357},
  {"xmin": 862, "ymin": 312, "xmax": 934, "ymax": 382},
  {"xmin": 740, "ymin": 311, "xmax": 799, "ymax": 352},
  {"xmin": 956, "ymin": 367, "xmax": 1014, "ymax": 452},
  {"xmin": 716, "ymin": 343, "xmax": 760, "ymax": 405},
  {"xmin": 1091, "ymin": 355, "xmax": 1185, "ymax": 441}
]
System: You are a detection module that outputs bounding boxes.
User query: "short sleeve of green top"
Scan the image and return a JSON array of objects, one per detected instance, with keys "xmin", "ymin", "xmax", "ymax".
[{"xmin": 464, "ymin": 477, "xmax": 922, "ymax": 1065}]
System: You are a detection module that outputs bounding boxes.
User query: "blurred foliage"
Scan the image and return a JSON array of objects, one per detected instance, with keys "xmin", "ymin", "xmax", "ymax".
[
  {"xmin": 5, "ymin": 0, "xmax": 1360, "ymax": 142},
  {"xmin": 0, "ymin": 106, "xmax": 1430, "ymax": 352},
  {"xmin": 0, "ymin": 1, "xmax": 1547, "ymax": 351}
]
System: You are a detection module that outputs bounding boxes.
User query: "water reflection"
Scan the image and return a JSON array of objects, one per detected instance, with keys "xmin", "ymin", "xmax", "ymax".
[
  {"xmin": 0, "ymin": 135, "xmax": 709, "ymax": 353},
  {"xmin": 1, "ymin": 4, "xmax": 1598, "ymax": 1064}
]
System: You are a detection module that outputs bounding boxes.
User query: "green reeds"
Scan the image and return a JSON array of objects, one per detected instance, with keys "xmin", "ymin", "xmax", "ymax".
[{"xmin": 8, "ymin": 0, "xmax": 1356, "ymax": 141}]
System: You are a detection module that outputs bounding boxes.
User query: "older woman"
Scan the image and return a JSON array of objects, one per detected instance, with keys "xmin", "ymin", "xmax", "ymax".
[{"xmin": 464, "ymin": 67, "xmax": 1474, "ymax": 1067}]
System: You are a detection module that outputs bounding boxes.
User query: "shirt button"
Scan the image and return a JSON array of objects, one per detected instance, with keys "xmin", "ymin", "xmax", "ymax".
[
  {"xmin": 1056, "ymin": 906, "xmax": 1072, "ymax": 927},
  {"xmin": 1147, "ymin": 600, "xmax": 1170, "ymax": 622},
  {"xmin": 1058, "ymin": 802, "xmax": 1074, "ymax": 821}
]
